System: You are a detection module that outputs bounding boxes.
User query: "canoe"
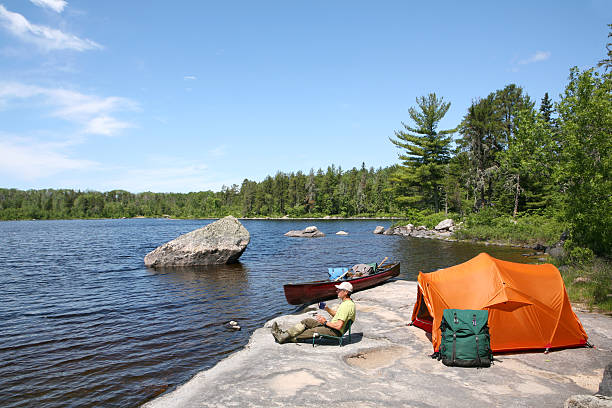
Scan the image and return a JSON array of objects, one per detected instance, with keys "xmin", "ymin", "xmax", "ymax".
[{"xmin": 283, "ymin": 262, "xmax": 400, "ymax": 305}]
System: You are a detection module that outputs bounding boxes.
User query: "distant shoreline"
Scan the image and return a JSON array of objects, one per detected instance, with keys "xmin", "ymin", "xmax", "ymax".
[{"xmin": 1, "ymin": 216, "xmax": 405, "ymax": 221}]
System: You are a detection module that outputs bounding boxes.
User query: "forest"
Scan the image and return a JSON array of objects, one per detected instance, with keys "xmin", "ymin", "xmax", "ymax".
[
  {"xmin": 0, "ymin": 163, "xmax": 399, "ymax": 220},
  {"xmin": 1, "ymin": 28, "xmax": 610, "ymax": 261}
]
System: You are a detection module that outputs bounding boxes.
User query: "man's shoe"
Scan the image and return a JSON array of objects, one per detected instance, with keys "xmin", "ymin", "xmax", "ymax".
[{"xmin": 272, "ymin": 330, "xmax": 292, "ymax": 344}]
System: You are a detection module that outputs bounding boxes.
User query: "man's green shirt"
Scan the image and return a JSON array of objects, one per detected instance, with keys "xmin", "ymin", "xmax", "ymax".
[{"xmin": 331, "ymin": 299, "xmax": 355, "ymax": 334}]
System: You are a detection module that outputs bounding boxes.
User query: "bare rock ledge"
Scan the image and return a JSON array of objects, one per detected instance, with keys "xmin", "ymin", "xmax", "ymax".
[{"xmin": 143, "ymin": 281, "xmax": 612, "ymax": 408}]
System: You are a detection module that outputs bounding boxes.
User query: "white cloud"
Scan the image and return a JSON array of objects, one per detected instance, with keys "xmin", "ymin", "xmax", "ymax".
[
  {"xmin": 30, "ymin": 0, "xmax": 67, "ymax": 13},
  {"xmin": 518, "ymin": 51, "xmax": 551, "ymax": 65},
  {"xmin": 183, "ymin": 75, "xmax": 197, "ymax": 80},
  {"xmin": 85, "ymin": 116, "xmax": 134, "ymax": 136},
  {"xmin": 0, "ymin": 136, "xmax": 96, "ymax": 180},
  {"xmin": 50, "ymin": 92, "xmax": 138, "ymax": 121},
  {"xmin": 0, "ymin": 81, "xmax": 138, "ymax": 136},
  {"xmin": 209, "ymin": 145, "xmax": 227, "ymax": 157},
  {"xmin": 0, "ymin": 5, "xmax": 101, "ymax": 51}
]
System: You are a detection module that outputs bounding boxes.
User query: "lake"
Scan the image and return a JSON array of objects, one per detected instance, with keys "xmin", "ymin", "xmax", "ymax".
[{"xmin": 0, "ymin": 218, "xmax": 532, "ymax": 407}]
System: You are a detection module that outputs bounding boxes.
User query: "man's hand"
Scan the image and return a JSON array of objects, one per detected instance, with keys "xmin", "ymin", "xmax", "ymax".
[
  {"xmin": 315, "ymin": 315, "xmax": 326, "ymax": 324},
  {"xmin": 325, "ymin": 305, "xmax": 336, "ymax": 317}
]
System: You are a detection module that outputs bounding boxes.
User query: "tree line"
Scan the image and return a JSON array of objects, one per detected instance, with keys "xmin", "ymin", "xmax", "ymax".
[
  {"xmin": 0, "ymin": 164, "xmax": 400, "ymax": 220},
  {"xmin": 1, "ymin": 26, "xmax": 610, "ymax": 257}
]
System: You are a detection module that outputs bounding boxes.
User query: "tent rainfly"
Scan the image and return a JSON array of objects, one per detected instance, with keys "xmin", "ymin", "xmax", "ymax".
[{"xmin": 411, "ymin": 253, "xmax": 589, "ymax": 353}]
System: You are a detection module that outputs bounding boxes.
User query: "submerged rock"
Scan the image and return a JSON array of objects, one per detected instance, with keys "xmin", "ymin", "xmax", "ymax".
[
  {"xmin": 284, "ymin": 226, "xmax": 325, "ymax": 238},
  {"xmin": 225, "ymin": 321, "xmax": 241, "ymax": 331},
  {"xmin": 144, "ymin": 216, "xmax": 250, "ymax": 267},
  {"xmin": 336, "ymin": 231, "xmax": 348, "ymax": 235}
]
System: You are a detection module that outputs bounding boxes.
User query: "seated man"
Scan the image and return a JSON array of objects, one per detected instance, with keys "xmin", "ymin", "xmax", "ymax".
[{"xmin": 271, "ymin": 282, "xmax": 356, "ymax": 344}]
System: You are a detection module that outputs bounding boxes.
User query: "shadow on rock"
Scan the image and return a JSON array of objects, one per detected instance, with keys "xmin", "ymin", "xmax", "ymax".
[{"xmin": 305, "ymin": 332, "xmax": 364, "ymax": 346}]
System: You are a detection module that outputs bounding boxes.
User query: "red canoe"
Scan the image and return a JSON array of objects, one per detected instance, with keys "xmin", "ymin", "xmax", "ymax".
[{"xmin": 283, "ymin": 262, "xmax": 401, "ymax": 305}]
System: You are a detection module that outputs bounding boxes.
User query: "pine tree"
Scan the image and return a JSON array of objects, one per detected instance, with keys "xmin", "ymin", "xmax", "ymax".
[
  {"xmin": 539, "ymin": 92, "xmax": 554, "ymax": 123},
  {"xmin": 458, "ymin": 96, "xmax": 501, "ymax": 209},
  {"xmin": 389, "ymin": 93, "xmax": 456, "ymax": 212}
]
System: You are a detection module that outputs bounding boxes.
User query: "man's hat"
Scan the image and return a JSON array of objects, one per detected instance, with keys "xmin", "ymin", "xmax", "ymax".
[{"xmin": 335, "ymin": 281, "xmax": 353, "ymax": 293}]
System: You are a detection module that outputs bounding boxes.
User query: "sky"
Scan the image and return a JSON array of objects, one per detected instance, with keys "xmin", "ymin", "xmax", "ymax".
[{"xmin": 0, "ymin": 1, "xmax": 609, "ymax": 193}]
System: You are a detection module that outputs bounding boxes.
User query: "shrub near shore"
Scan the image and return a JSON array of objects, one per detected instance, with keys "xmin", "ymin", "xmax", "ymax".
[
  {"xmin": 395, "ymin": 209, "xmax": 611, "ymax": 312},
  {"xmin": 454, "ymin": 209, "xmax": 564, "ymax": 248},
  {"xmin": 558, "ymin": 258, "xmax": 612, "ymax": 313},
  {"xmin": 394, "ymin": 209, "xmax": 564, "ymax": 248}
]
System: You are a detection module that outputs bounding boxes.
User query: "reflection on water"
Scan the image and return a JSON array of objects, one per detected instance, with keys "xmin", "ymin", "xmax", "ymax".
[
  {"xmin": 149, "ymin": 263, "xmax": 250, "ymax": 290},
  {"xmin": 0, "ymin": 218, "xmax": 535, "ymax": 408}
]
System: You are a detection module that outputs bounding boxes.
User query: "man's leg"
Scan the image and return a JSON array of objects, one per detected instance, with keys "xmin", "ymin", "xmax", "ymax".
[
  {"xmin": 271, "ymin": 319, "xmax": 316, "ymax": 344},
  {"xmin": 294, "ymin": 319, "xmax": 341, "ymax": 341}
]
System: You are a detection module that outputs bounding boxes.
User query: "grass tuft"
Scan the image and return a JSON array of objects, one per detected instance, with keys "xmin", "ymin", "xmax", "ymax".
[{"xmin": 558, "ymin": 258, "xmax": 612, "ymax": 313}]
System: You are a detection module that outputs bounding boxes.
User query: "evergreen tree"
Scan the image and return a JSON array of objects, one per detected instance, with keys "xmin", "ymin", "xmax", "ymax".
[
  {"xmin": 389, "ymin": 93, "xmax": 456, "ymax": 212},
  {"xmin": 494, "ymin": 85, "xmax": 534, "ymax": 147},
  {"xmin": 458, "ymin": 96, "xmax": 501, "ymax": 209},
  {"xmin": 539, "ymin": 92, "xmax": 554, "ymax": 123},
  {"xmin": 458, "ymin": 85, "xmax": 533, "ymax": 212}
]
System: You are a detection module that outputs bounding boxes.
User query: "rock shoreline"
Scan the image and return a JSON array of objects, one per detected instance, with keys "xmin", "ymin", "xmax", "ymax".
[
  {"xmin": 143, "ymin": 281, "xmax": 612, "ymax": 408},
  {"xmin": 374, "ymin": 219, "xmax": 561, "ymax": 254}
]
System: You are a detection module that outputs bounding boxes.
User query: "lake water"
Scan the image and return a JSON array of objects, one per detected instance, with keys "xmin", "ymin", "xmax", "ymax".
[{"xmin": 0, "ymin": 219, "xmax": 532, "ymax": 407}]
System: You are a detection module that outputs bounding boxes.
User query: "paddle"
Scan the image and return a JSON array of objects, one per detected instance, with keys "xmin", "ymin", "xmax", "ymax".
[
  {"xmin": 334, "ymin": 269, "xmax": 349, "ymax": 281},
  {"xmin": 377, "ymin": 256, "xmax": 389, "ymax": 270}
]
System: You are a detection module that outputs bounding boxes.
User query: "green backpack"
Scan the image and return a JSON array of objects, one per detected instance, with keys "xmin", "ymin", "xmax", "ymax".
[{"xmin": 439, "ymin": 309, "xmax": 493, "ymax": 368}]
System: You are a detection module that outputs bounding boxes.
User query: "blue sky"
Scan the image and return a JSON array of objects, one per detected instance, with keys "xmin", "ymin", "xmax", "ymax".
[{"xmin": 0, "ymin": 1, "xmax": 609, "ymax": 193}]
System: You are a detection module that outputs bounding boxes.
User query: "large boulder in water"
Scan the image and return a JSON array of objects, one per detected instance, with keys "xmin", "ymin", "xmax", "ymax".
[{"xmin": 144, "ymin": 216, "xmax": 250, "ymax": 267}]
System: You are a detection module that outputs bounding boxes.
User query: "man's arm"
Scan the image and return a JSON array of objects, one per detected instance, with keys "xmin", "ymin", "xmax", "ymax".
[
  {"xmin": 315, "ymin": 314, "xmax": 343, "ymax": 331},
  {"xmin": 324, "ymin": 305, "xmax": 336, "ymax": 317},
  {"xmin": 324, "ymin": 319, "xmax": 343, "ymax": 331},
  {"xmin": 316, "ymin": 313, "xmax": 344, "ymax": 331}
]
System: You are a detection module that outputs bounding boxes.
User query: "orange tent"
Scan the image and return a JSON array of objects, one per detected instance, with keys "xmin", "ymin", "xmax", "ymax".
[{"xmin": 411, "ymin": 253, "xmax": 588, "ymax": 353}]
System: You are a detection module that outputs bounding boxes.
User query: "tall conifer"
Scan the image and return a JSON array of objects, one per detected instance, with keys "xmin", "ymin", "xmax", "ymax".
[
  {"xmin": 389, "ymin": 93, "xmax": 455, "ymax": 212},
  {"xmin": 539, "ymin": 92, "xmax": 554, "ymax": 123}
]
